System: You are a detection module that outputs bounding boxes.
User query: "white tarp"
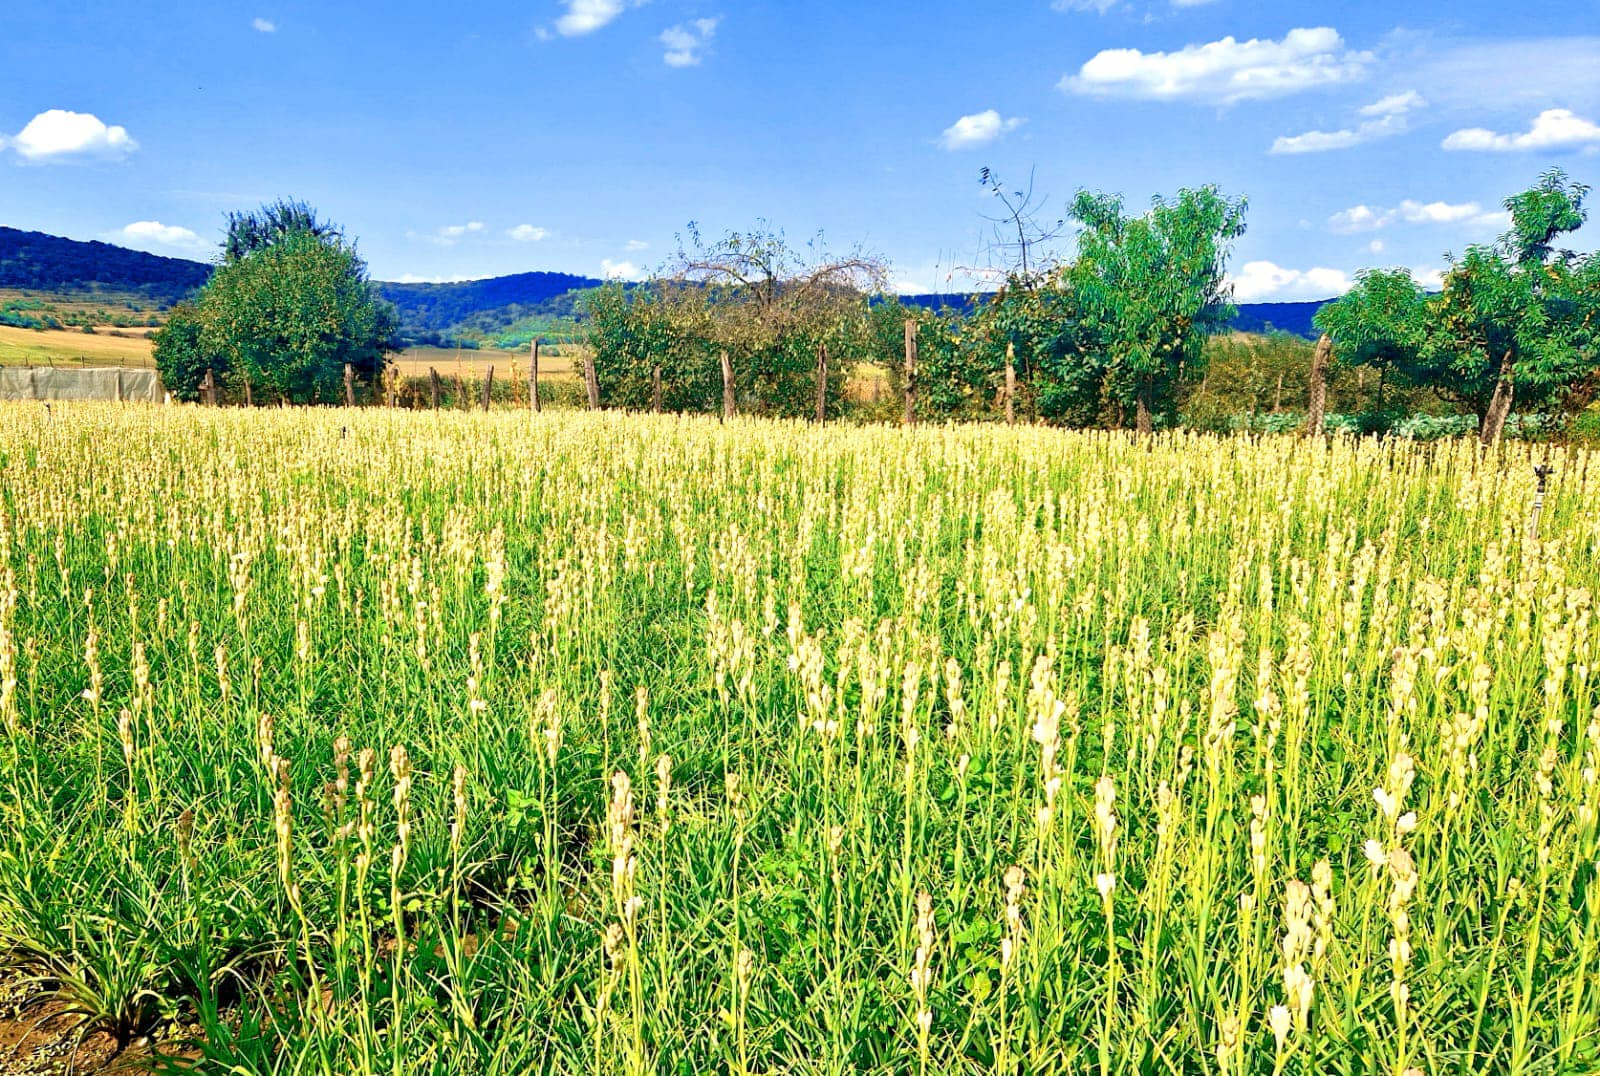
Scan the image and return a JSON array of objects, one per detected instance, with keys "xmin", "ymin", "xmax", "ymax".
[{"xmin": 0, "ymin": 367, "xmax": 165, "ymax": 402}]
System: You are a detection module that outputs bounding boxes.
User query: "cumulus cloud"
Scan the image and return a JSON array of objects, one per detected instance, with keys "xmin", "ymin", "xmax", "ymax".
[
  {"xmin": 508, "ymin": 224, "xmax": 550, "ymax": 242},
  {"xmin": 1442, "ymin": 108, "xmax": 1600, "ymax": 152},
  {"xmin": 939, "ymin": 110, "xmax": 1025, "ymax": 150},
  {"xmin": 1328, "ymin": 199, "xmax": 1508, "ymax": 233},
  {"xmin": 252, "ymin": 17, "xmax": 276, "ymax": 32},
  {"xmin": 1358, "ymin": 90, "xmax": 1426, "ymax": 117},
  {"xmin": 1271, "ymin": 90, "xmax": 1425, "ymax": 154},
  {"xmin": 408, "ymin": 222, "xmax": 485, "ymax": 246},
  {"xmin": 661, "ymin": 17, "xmax": 719, "ymax": 67},
  {"xmin": 6, "ymin": 110, "xmax": 137, "ymax": 162},
  {"xmin": 114, "ymin": 221, "xmax": 210, "ymax": 255},
  {"xmin": 553, "ymin": 0, "xmax": 643, "ymax": 37},
  {"xmin": 601, "ymin": 259, "xmax": 641, "ymax": 280},
  {"xmin": 1063, "ymin": 27, "xmax": 1371, "ymax": 104},
  {"xmin": 1229, "ymin": 260, "xmax": 1353, "ymax": 302}
]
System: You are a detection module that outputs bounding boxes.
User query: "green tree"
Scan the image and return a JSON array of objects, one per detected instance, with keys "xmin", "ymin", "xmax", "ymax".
[
  {"xmin": 224, "ymin": 199, "xmax": 343, "ymax": 264},
  {"xmin": 666, "ymin": 222, "xmax": 887, "ymax": 418},
  {"xmin": 199, "ymin": 228, "xmax": 397, "ymax": 404},
  {"xmin": 585, "ymin": 282, "xmax": 720, "ymax": 411},
  {"xmin": 150, "ymin": 302, "xmax": 217, "ymax": 401},
  {"xmin": 1317, "ymin": 170, "xmax": 1598, "ymax": 445},
  {"xmin": 1060, "ymin": 186, "xmax": 1247, "ymax": 432}
]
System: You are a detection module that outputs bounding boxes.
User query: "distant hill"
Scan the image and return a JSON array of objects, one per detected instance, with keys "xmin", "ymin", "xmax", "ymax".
[
  {"xmin": 903, "ymin": 292, "xmax": 1331, "ymax": 339},
  {"xmin": 1227, "ymin": 300, "xmax": 1327, "ymax": 338},
  {"xmin": 1, "ymin": 226, "xmax": 1335, "ymax": 344},
  {"xmin": 376, "ymin": 272, "xmax": 602, "ymax": 345},
  {"xmin": 0, "ymin": 226, "xmax": 211, "ymax": 306}
]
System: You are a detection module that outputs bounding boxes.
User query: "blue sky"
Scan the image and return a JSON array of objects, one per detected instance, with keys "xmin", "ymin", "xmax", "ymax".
[{"xmin": 2, "ymin": 1, "xmax": 1598, "ymax": 299}]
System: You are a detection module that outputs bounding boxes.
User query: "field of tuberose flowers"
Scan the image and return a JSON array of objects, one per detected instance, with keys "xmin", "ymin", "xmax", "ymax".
[{"xmin": 0, "ymin": 403, "xmax": 1596, "ymax": 1074}]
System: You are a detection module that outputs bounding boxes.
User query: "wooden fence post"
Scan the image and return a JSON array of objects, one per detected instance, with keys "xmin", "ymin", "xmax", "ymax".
[
  {"xmin": 201, "ymin": 368, "xmax": 217, "ymax": 407},
  {"xmin": 530, "ymin": 340, "xmax": 541, "ymax": 413},
  {"xmin": 1306, "ymin": 333, "xmax": 1330, "ymax": 436},
  {"xmin": 652, "ymin": 365, "xmax": 663, "ymax": 414},
  {"xmin": 243, "ymin": 373, "xmax": 253, "ymax": 408},
  {"xmin": 721, "ymin": 351, "xmax": 735, "ymax": 419},
  {"xmin": 815, "ymin": 341, "xmax": 828, "ymax": 424},
  {"xmin": 343, "ymin": 364, "xmax": 355, "ymax": 407},
  {"xmin": 481, "ymin": 366, "xmax": 494, "ymax": 412},
  {"xmin": 1005, "ymin": 342, "xmax": 1016, "ymax": 425},
  {"xmin": 429, "ymin": 367, "xmax": 441, "ymax": 410},
  {"xmin": 902, "ymin": 320, "xmax": 917, "ymax": 427},
  {"xmin": 584, "ymin": 354, "xmax": 601, "ymax": 410}
]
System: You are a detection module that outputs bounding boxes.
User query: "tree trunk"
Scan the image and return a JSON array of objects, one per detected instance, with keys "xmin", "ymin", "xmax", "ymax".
[
  {"xmin": 720, "ymin": 351, "xmax": 735, "ymax": 419},
  {"xmin": 584, "ymin": 353, "xmax": 601, "ymax": 411},
  {"xmin": 243, "ymin": 374, "xmax": 253, "ymax": 408},
  {"xmin": 903, "ymin": 319, "xmax": 917, "ymax": 427},
  {"xmin": 343, "ymin": 364, "xmax": 355, "ymax": 408},
  {"xmin": 1306, "ymin": 333, "xmax": 1330, "ymax": 436},
  {"xmin": 429, "ymin": 367, "xmax": 441, "ymax": 410},
  {"xmin": 1481, "ymin": 349, "xmax": 1516, "ymax": 448},
  {"xmin": 481, "ymin": 366, "xmax": 494, "ymax": 412},
  {"xmin": 530, "ymin": 340, "xmax": 541, "ymax": 413},
  {"xmin": 1135, "ymin": 384, "xmax": 1153, "ymax": 435},
  {"xmin": 201, "ymin": 368, "xmax": 216, "ymax": 407},
  {"xmin": 1005, "ymin": 342, "xmax": 1016, "ymax": 425},
  {"xmin": 815, "ymin": 342, "xmax": 828, "ymax": 424},
  {"xmin": 652, "ymin": 364, "xmax": 663, "ymax": 414}
]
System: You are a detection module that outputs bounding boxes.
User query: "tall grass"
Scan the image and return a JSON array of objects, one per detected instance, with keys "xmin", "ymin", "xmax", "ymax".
[{"xmin": 0, "ymin": 403, "xmax": 1596, "ymax": 1074}]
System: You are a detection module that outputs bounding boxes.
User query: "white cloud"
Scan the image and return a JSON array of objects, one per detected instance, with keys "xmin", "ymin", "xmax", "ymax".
[
  {"xmin": 394, "ymin": 273, "xmax": 479, "ymax": 284},
  {"xmin": 934, "ymin": 108, "xmax": 1024, "ymax": 151},
  {"xmin": 1358, "ymin": 90, "xmax": 1426, "ymax": 117},
  {"xmin": 625, "ymin": 239, "xmax": 649, "ymax": 251},
  {"xmin": 252, "ymin": 17, "xmax": 276, "ymax": 32},
  {"xmin": 601, "ymin": 259, "xmax": 641, "ymax": 280},
  {"xmin": 1442, "ymin": 108, "xmax": 1600, "ymax": 152},
  {"xmin": 939, "ymin": 109, "xmax": 1026, "ymax": 150},
  {"xmin": 1328, "ymin": 199, "xmax": 1507, "ymax": 233},
  {"xmin": 1229, "ymin": 260, "xmax": 1353, "ymax": 301},
  {"xmin": 6, "ymin": 109, "xmax": 137, "ymax": 162},
  {"xmin": 508, "ymin": 224, "xmax": 550, "ymax": 242},
  {"xmin": 1410, "ymin": 266, "xmax": 1446, "ymax": 289},
  {"xmin": 114, "ymin": 221, "xmax": 211, "ymax": 255},
  {"xmin": 1368, "ymin": 239, "xmax": 1385, "ymax": 254},
  {"xmin": 1272, "ymin": 127, "xmax": 1367, "ymax": 154},
  {"xmin": 1063, "ymin": 27, "xmax": 1371, "ymax": 104},
  {"xmin": 554, "ymin": 0, "xmax": 643, "ymax": 37},
  {"xmin": 1271, "ymin": 90, "xmax": 1424, "ymax": 154},
  {"xmin": 661, "ymin": 17, "xmax": 718, "ymax": 67},
  {"xmin": 408, "ymin": 222, "xmax": 485, "ymax": 246}
]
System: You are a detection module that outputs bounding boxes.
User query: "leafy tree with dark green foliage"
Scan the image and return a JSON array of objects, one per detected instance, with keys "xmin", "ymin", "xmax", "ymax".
[
  {"xmin": 585, "ymin": 282, "xmax": 720, "ymax": 411},
  {"xmin": 1060, "ymin": 186, "xmax": 1247, "ymax": 432},
  {"xmin": 150, "ymin": 303, "xmax": 217, "ymax": 401},
  {"xmin": 223, "ymin": 199, "xmax": 344, "ymax": 264},
  {"xmin": 1317, "ymin": 170, "xmax": 1599, "ymax": 445},
  {"xmin": 199, "ymin": 229, "xmax": 397, "ymax": 403},
  {"xmin": 156, "ymin": 201, "xmax": 397, "ymax": 405}
]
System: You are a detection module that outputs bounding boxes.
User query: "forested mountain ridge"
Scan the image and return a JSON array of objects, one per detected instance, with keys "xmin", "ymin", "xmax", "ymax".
[{"xmin": 1, "ymin": 225, "xmax": 1334, "ymax": 342}]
